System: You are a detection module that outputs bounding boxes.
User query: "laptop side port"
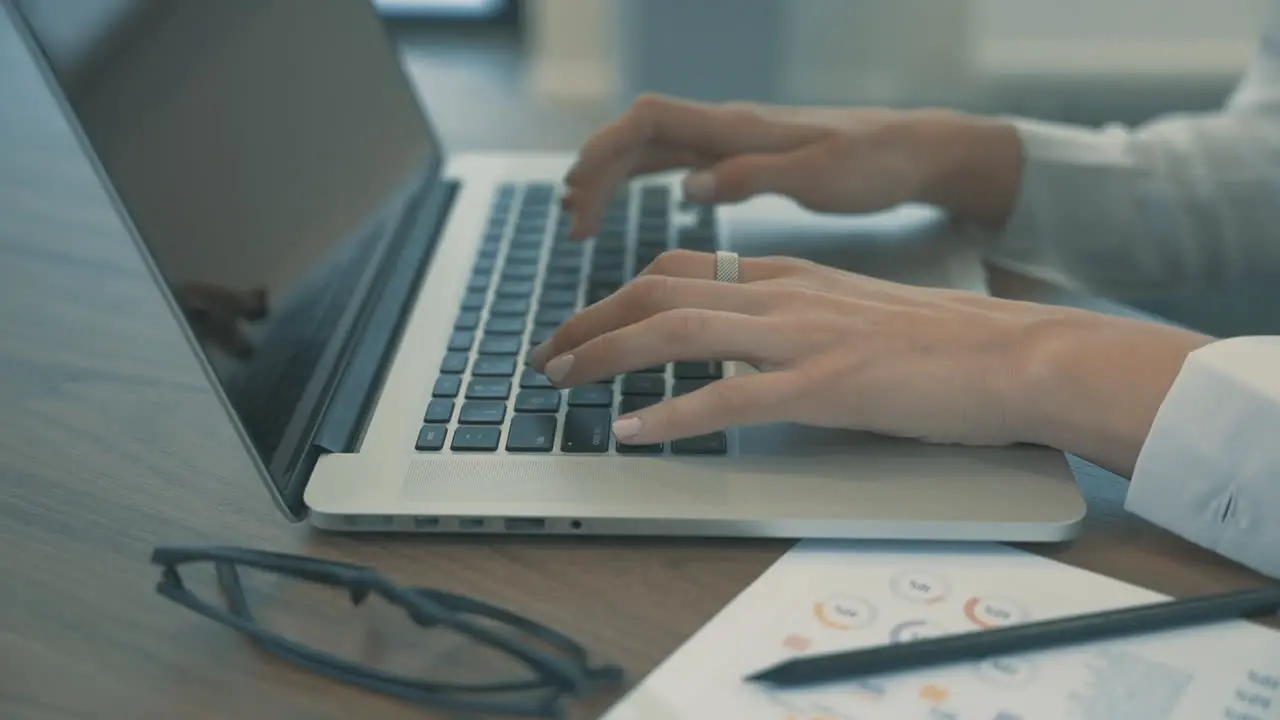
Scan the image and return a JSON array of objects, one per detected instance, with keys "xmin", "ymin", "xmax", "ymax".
[{"xmin": 503, "ymin": 518, "xmax": 546, "ymax": 532}]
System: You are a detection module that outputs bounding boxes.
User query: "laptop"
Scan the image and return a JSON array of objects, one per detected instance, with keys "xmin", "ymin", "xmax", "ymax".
[{"xmin": 5, "ymin": 0, "xmax": 1085, "ymax": 541}]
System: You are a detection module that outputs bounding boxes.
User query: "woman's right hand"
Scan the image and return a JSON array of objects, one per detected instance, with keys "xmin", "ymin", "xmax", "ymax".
[{"xmin": 561, "ymin": 94, "xmax": 1025, "ymax": 239}]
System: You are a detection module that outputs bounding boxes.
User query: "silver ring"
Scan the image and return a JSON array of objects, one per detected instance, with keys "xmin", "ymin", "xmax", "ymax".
[{"xmin": 714, "ymin": 250, "xmax": 741, "ymax": 283}]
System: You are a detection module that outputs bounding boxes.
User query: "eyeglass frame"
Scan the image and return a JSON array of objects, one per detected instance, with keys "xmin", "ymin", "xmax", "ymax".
[{"xmin": 151, "ymin": 545, "xmax": 624, "ymax": 719}]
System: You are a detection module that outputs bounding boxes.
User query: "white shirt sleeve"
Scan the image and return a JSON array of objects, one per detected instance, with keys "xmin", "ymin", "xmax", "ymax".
[
  {"xmin": 1125, "ymin": 337, "xmax": 1280, "ymax": 580},
  {"xmin": 986, "ymin": 0, "xmax": 1280, "ymax": 299}
]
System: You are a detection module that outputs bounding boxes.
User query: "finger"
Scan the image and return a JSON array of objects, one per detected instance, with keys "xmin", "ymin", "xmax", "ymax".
[
  {"xmin": 539, "ymin": 308, "xmax": 797, "ymax": 386},
  {"xmin": 684, "ymin": 143, "xmax": 831, "ymax": 205},
  {"xmin": 611, "ymin": 370, "xmax": 803, "ymax": 445},
  {"xmin": 638, "ymin": 248, "xmax": 803, "ymax": 283},
  {"xmin": 527, "ymin": 273, "xmax": 782, "ymax": 369}
]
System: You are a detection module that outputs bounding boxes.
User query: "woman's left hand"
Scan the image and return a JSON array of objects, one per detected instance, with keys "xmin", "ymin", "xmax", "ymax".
[{"xmin": 526, "ymin": 250, "xmax": 1211, "ymax": 474}]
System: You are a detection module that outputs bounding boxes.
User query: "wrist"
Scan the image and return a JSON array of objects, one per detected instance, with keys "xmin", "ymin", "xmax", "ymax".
[
  {"xmin": 904, "ymin": 109, "xmax": 1024, "ymax": 230},
  {"xmin": 1008, "ymin": 311, "xmax": 1214, "ymax": 478}
]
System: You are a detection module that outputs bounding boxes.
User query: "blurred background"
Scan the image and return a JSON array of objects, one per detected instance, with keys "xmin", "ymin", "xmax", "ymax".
[{"xmin": 384, "ymin": 0, "xmax": 1275, "ymax": 335}]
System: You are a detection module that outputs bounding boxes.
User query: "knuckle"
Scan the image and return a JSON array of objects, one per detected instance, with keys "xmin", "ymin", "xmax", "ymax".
[
  {"xmin": 625, "ymin": 274, "xmax": 672, "ymax": 311},
  {"xmin": 648, "ymin": 248, "xmax": 699, "ymax": 274},
  {"xmin": 657, "ymin": 308, "xmax": 710, "ymax": 344}
]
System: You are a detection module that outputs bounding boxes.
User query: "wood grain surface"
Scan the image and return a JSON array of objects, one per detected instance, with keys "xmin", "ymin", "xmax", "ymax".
[{"xmin": 0, "ymin": 12, "xmax": 1269, "ymax": 720}]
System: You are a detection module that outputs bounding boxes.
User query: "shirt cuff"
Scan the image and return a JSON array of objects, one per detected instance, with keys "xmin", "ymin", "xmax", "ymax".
[
  {"xmin": 1125, "ymin": 336, "xmax": 1280, "ymax": 580},
  {"xmin": 984, "ymin": 118, "xmax": 1142, "ymax": 284}
]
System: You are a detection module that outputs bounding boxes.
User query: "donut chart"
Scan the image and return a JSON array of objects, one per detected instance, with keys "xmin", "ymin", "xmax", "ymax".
[
  {"xmin": 964, "ymin": 596, "xmax": 1028, "ymax": 629},
  {"xmin": 889, "ymin": 619, "xmax": 948, "ymax": 644},
  {"xmin": 889, "ymin": 570, "xmax": 950, "ymax": 605},
  {"xmin": 812, "ymin": 595, "xmax": 876, "ymax": 631}
]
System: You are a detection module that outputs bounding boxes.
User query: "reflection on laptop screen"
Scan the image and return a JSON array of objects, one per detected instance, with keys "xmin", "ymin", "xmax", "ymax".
[{"xmin": 14, "ymin": 0, "xmax": 440, "ymax": 490}]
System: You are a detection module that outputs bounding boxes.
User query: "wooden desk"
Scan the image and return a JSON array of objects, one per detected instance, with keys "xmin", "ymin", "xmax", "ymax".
[{"xmin": 0, "ymin": 14, "xmax": 1268, "ymax": 720}]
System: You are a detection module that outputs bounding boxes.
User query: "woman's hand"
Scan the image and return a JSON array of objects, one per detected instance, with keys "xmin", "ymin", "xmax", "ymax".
[
  {"xmin": 528, "ymin": 250, "xmax": 1213, "ymax": 477},
  {"xmin": 561, "ymin": 95, "xmax": 1025, "ymax": 239}
]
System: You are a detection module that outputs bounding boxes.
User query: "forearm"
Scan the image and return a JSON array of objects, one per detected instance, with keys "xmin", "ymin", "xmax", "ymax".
[{"xmin": 1010, "ymin": 310, "xmax": 1214, "ymax": 478}]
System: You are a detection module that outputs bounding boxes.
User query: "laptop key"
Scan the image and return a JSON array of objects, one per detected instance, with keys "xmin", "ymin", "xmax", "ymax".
[
  {"xmin": 568, "ymin": 385, "xmax": 612, "ymax": 407},
  {"xmin": 672, "ymin": 432, "xmax": 728, "ymax": 455},
  {"xmin": 616, "ymin": 441, "xmax": 664, "ymax": 455},
  {"xmin": 472, "ymin": 356, "xmax": 517, "ymax": 377},
  {"xmin": 454, "ymin": 311, "xmax": 481, "ymax": 330},
  {"xmin": 466, "ymin": 378, "xmax": 511, "ymax": 400},
  {"xmin": 479, "ymin": 336, "xmax": 522, "ymax": 356},
  {"xmin": 459, "ymin": 401, "xmax": 507, "ymax": 425},
  {"xmin": 561, "ymin": 408, "xmax": 611, "ymax": 453},
  {"xmin": 424, "ymin": 399, "xmax": 454, "ymax": 424},
  {"xmin": 673, "ymin": 378, "xmax": 715, "ymax": 396},
  {"xmin": 535, "ymin": 307, "xmax": 574, "ymax": 326},
  {"xmin": 520, "ymin": 368, "xmax": 553, "ymax": 388},
  {"xmin": 490, "ymin": 298, "xmax": 530, "ymax": 316},
  {"xmin": 506, "ymin": 414, "xmax": 557, "ymax": 453},
  {"xmin": 460, "ymin": 292, "xmax": 486, "ymax": 311},
  {"xmin": 621, "ymin": 373, "xmax": 665, "ymax": 396},
  {"xmin": 497, "ymin": 281, "xmax": 536, "ymax": 297},
  {"xmin": 539, "ymin": 289, "xmax": 578, "ymax": 307},
  {"xmin": 448, "ymin": 330, "xmax": 475, "ymax": 352},
  {"xmin": 529, "ymin": 326, "xmax": 555, "ymax": 345},
  {"xmin": 415, "ymin": 424, "xmax": 448, "ymax": 451},
  {"xmin": 433, "ymin": 375, "xmax": 461, "ymax": 398},
  {"xmin": 674, "ymin": 361, "xmax": 722, "ymax": 379},
  {"xmin": 440, "ymin": 352, "xmax": 468, "ymax": 374},
  {"xmin": 514, "ymin": 389, "xmax": 561, "ymax": 413},
  {"xmin": 485, "ymin": 316, "xmax": 525, "ymax": 335},
  {"xmin": 452, "ymin": 426, "xmax": 502, "ymax": 452},
  {"xmin": 620, "ymin": 395, "xmax": 661, "ymax": 415}
]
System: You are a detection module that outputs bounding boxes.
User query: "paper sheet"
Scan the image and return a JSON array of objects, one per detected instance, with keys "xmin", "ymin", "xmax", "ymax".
[{"xmin": 602, "ymin": 541, "xmax": 1280, "ymax": 720}]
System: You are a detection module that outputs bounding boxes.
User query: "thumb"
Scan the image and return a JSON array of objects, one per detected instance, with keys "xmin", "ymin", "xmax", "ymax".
[{"xmin": 682, "ymin": 145, "xmax": 820, "ymax": 204}]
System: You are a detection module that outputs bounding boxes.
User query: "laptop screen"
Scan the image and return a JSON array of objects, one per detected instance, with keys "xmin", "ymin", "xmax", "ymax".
[{"xmin": 13, "ymin": 0, "xmax": 441, "ymax": 497}]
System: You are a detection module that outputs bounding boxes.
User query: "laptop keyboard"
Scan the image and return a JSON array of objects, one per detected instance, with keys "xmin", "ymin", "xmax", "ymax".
[{"xmin": 416, "ymin": 180, "xmax": 728, "ymax": 456}]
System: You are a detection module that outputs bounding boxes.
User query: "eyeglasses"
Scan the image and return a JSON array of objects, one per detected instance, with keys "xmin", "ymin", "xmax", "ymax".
[{"xmin": 151, "ymin": 545, "xmax": 624, "ymax": 718}]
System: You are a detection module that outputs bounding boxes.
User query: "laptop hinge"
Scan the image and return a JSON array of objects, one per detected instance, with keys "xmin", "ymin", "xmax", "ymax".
[{"xmin": 310, "ymin": 178, "xmax": 460, "ymax": 457}]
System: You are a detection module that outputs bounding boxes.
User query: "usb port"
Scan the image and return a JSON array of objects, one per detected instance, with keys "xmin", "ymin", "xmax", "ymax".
[
  {"xmin": 413, "ymin": 516, "xmax": 440, "ymax": 529},
  {"xmin": 503, "ymin": 518, "xmax": 546, "ymax": 532}
]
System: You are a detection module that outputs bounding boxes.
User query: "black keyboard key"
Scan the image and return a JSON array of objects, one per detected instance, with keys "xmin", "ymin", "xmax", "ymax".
[
  {"xmin": 673, "ymin": 378, "xmax": 714, "ymax": 396},
  {"xmin": 535, "ymin": 307, "xmax": 574, "ymax": 326},
  {"xmin": 506, "ymin": 414, "xmax": 557, "ymax": 452},
  {"xmin": 520, "ymin": 368, "xmax": 553, "ymax": 388},
  {"xmin": 467, "ymin": 274, "xmax": 491, "ymax": 293},
  {"xmin": 479, "ymin": 336, "xmax": 522, "ymax": 356},
  {"xmin": 561, "ymin": 408, "xmax": 611, "ymax": 453},
  {"xmin": 466, "ymin": 378, "xmax": 511, "ymax": 400},
  {"xmin": 497, "ymin": 281, "xmax": 536, "ymax": 297},
  {"xmin": 415, "ymin": 424, "xmax": 448, "ymax": 451},
  {"xmin": 485, "ymin": 316, "xmax": 525, "ymax": 335},
  {"xmin": 617, "ymin": 441, "xmax": 664, "ymax": 455},
  {"xmin": 452, "ymin": 426, "xmax": 502, "ymax": 452},
  {"xmin": 459, "ymin": 401, "xmax": 507, "ymax": 425},
  {"xmin": 672, "ymin": 432, "xmax": 728, "ymax": 455},
  {"xmin": 640, "ymin": 365, "xmax": 666, "ymax": 374},
  {"xmin": 491, "ymin": 298, "xmax": 530, "ymax": 316},
  {"xmin": 502, "ymin": 265, "xmax": 539, "ymax": 280},
  {"xmin": 448, "ymin": 330, "xmax": 475, "ymax": 352},
  {"xmin": 620, "ymin": 395, "xmax": 662, "ymax": 415},
  {"xmin": 460, "ymin": 292, "xmax": 486, "ymax": 311},
  {"xmin": 472, "ymin": 356, "xmax": 517, "ymax": 377},
  {"xmin": 529, "ymin": 326, "xmax": 555, "ymax": 345},
  {"xmin": 514, "ymin": 389, "xmax": 561, "ymax": 413},
  {"xmin": 474, "ymin": 256, "xmax": 496, "ymax": 273},
  {"xmin": 674, "ymin": 361, "xmax": 722, "ymax": 379},
  {"xmin": 440, "ymin": 352, "xmax": 468, "ymax": 374},
  {"xmin": 539, "ymin": 289, "xmax": 578, "ymax": 307},
  {"xmin": 542, "ymin": 272, "xmax": 580, "ymax": 290},
  {"xmin": 424, "ymin": 399, "xmax": 454, "ymax": 424},
  {"xmin": 621, "ymin": 373, "xmax": 665, "ymax": 396},
  {"xmin": 433, "ymin": 375, "xmax": 461, "ymax": 398},
  {"xmin": 507, "ymin": 248, "xmax": 541, "ymax": 263},
  {"xmin": 454, "ymin": 311, "xmax": 481, "ymax": 330},
  {"xmin": 568, "ymin": 385, "xmax": 613, "ymax": 407}
]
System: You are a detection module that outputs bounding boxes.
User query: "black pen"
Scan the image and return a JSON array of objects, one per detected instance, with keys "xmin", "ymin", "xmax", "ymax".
[{"xmin": 745, "ymin": 584, "xmax": 1280, "ymax": 688}]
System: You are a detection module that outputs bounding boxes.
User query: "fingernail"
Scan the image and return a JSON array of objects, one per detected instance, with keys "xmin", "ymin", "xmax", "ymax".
[
  {"xmin": 683, "ymin": 171, "xmax": 715, "ymax": 203},
  {"xmin": 544, "ymin": 354, "xmax": 574, "ymax": 383},
  {"xmin": 613, "ymin": 416, "xmax": 643, "ymax": 439}
]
